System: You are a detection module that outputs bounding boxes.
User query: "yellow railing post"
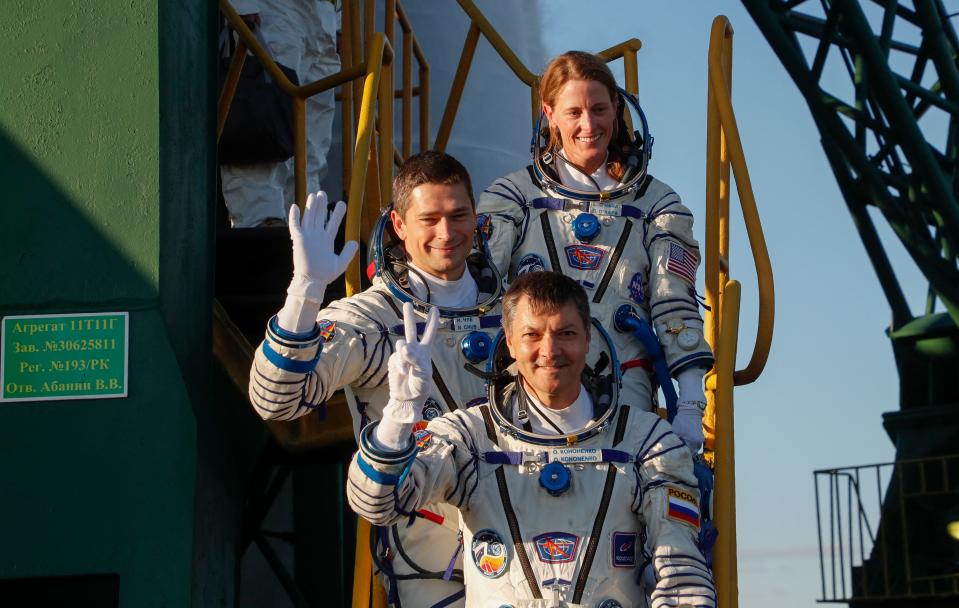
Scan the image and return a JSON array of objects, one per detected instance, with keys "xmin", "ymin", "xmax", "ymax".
[
  {"xmin": 709, "ymin": 279, "xmax": 742, "ymax": 608},
  {"xmin": 703, "ymin": 14, "xmax": 776, "ymax": 608}
]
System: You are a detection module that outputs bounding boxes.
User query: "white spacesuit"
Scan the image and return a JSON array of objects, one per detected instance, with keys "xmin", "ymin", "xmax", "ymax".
[
  {"xmin": 348, "ymin": 311, "xmax": 717, "ymax": 608},
  {"xmin": 476, "ymin": 93, "xmax": 713, "ymax": 452},
  {"xmin": 250, "ymin": 194, "xmax": 503, "ymax": 606},
  {"xmin": 224, "ymin": 0, "xmax": 339, "ymax": 227}
]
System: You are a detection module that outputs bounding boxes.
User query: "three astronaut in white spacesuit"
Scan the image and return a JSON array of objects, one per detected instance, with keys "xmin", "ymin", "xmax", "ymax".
[
  {"xmin": 250, "ymin": 151, "xmax": 505, "ymax": 606},
  {"xmin": 348, "ymin": 271, "xmax": 716, "ymax": 607}
]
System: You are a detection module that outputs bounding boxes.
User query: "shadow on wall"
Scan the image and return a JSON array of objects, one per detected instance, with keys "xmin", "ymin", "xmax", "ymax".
[{"xmin": 0, "ymin": 127, "xmax": 254, "ymax": 608}]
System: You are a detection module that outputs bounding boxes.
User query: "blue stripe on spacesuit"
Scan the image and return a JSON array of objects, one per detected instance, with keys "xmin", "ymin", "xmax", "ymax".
[
  {"xmin": 346, "ymin": 478, "xmax": 394, "ymax": 505},
  {"xmin": 484, "ymin": 179, "xmax": 526, "ymax": 208},
  {"xmin": 356, "ymin": 453, "xmax": 405, "ymax": 485},
  {"xmin": 345, "ymin": 486, "xmax": 396, "ymax": 516},
  {"xmin": 250, "ymin": 372, "xmax": 301, "ymax": 397},
  {"xmin": 529, "ymin": 196, "xmax": 648, "ymax": 220},
  {"xmin": 643, "ymin": 479, "xmax": 698, "ymax": 493},
  {"xmin": 431, "ymin": 588, "xmax": 467, "ymax": 608},
  {"xmin": 646, "ymin": 232, "xmax": 700, "ymax": 250},
  {"xmin": 650, "ymin": 306, "xmax": 701, "ymax": 321},
  {"xmin": 261, "ymin": 340, "xmax": 323, "ymax": 374},
  {"xmin": 654, "ymin": 573, "xmax": 715, "ymax": 589},
  {"xmin": 669, "ymin": 351, "xmax": 714, "ymax": 374},
  {"xmin": 647, "ymin": 191, "xmax": 681, "ymax": 215},
  {"xmin": 652, "ymin": 297, "xmax": 698, "ymax": 309},
  {"xmin": 248, "ymin": 393, "xmax": 301, "ymax": 419},
  {"xmin": 357, "ymin": 332, "xmax": 391, "ymax": 389},
  {"xmin": 636, "ymin": 417, "xmax": 667, "ymax": 454},
  {"xmin": 251, "ymin": 363, "xmax": 305, "ymax": 384},
  {"xmin": 638, "ymin": 442, "xmax": 688, "ymax": 465},
  {"xmin": 657, "ymin": 553, "xmax": 710, "ymax": 569}
]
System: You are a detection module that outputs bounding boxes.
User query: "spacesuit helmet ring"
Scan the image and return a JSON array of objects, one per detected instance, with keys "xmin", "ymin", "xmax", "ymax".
[
  {"xmin": 484, "ymin": 317, "xmax": 622, "ymax": 445},
  {"xmin": 369, "ymin": 205, "xmax": 504, "ymax": 318},
  {"xmin": 531, "ymin": 87, "xmax": 652, "ymax": 203}
]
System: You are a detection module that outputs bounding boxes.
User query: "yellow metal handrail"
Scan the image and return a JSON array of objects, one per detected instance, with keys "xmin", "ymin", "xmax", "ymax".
[
  {"xmin": 703, "ymin": 15, "xmax": 776, "ymax": 608},
  {"xmin": 434, "ymin": 0, "xmax": 642, "ymax": 151},
  {"xmin": 218, "ymin": 0, "xmax": 395, "ymax": 376}
]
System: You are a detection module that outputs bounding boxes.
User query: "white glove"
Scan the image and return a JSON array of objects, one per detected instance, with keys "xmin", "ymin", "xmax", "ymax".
[
  {"xmin": 286, "ymin": 191, "xmax": 359, "ymax": 303},
  {"xmin": 374, "ymin": 302, "xmax": 439, "ymax": 450},
  {"xmin": 673, "ymin": 368, "xmax": 707, "ymax": 454}
]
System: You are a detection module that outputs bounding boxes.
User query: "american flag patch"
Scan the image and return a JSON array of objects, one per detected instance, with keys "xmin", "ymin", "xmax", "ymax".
[
  {"xmin": 666, "ymin": 486, "xmax": 700, "ymax": 528},
  {"xmin": 667, "ymin": 242, "xmax": 698, "ymax": 285}
]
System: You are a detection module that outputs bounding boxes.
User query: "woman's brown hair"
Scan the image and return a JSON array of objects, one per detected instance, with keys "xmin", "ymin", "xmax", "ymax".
[{"xmin": 538, "ymin": 51, "xmax": 629, "ymax": 181}]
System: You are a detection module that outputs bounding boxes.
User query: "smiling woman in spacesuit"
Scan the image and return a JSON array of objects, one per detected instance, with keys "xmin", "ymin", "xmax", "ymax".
[
  {"xmin": 476, "ymin": 51, "xmax": 714, "ymax": 456},
  {"xmin": 349, "ymin": 271, "xmax": 716, "ymax": 607}
]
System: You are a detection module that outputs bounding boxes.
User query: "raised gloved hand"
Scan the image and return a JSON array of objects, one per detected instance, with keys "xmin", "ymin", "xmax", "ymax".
[
  {"xmin": 672, "ymin": 367, "xmax": 707, "ymax": 454},
  {"xmin": 374, "ymin": 302, "xmax": 440, "ymax": 450},
  {"xmin": 287, "ymin": 191, "xmax": 359, "ymax": 303}
]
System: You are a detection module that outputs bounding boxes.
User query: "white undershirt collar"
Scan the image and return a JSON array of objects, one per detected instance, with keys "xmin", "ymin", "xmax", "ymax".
[
  {"xmin": 518, "ymin": 384, "xmax": 594, "ymax": 435},
  {"xmin": 406, "ymin": 260, "xmax": 478, "ymax": 309},
  {"xmin": 556, "ymin": 150, "xmax": 623, "ymax": 192}
]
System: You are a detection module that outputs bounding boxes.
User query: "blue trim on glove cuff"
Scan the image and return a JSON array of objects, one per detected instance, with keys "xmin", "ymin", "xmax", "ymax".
[
  {"xmin": 358, "ymin": 421, "xmax": 418, "ymax": 464},
  {"xmin": 268, "ymin": 315, "xmax": 322, "ymax": 343}
]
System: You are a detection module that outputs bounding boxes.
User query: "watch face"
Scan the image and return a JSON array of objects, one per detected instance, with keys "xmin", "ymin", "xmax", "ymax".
[{"xmin": 677, "ymin": 327, "xmax": 699, "ymax": 351}]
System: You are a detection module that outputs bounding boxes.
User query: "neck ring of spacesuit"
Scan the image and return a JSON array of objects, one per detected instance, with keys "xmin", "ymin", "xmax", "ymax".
[
  {"xmin": 369, "ymin": 207, "xmax": 504, "ymax": 318},
  {"xmin": 484, "ymin": 318, "xmax": 622, "ymax": 446},
  {"xmin": 531, "ymin": 87, "xmax": 652, "ymax": 203}
]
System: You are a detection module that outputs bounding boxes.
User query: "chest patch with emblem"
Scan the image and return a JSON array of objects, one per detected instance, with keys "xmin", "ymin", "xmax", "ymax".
[
  {"xmin": 421, "ymin": 397, "xmax": 442, "ymax": 421},
  {"xmin": 533, "ymin": 532, "xmax": 580, "ymax": 564},
  {"xmin": 476, "ymin": 213, "xmax": 493, "ymax": 240},
  {"xmin": 517, "ymin": 253, "xmax": 546, "ymax": 275},
  {"xmin": 611, "ymin": 531, "xmax": 636, "ymax": 568},
  {"xmin": 564, "ymin": 245, "xmax": 605, "ymax": 270},
  {"xmin": 413, "ymin": 428, "xmax": 433, "ymax": 449},
  {"xmin": 471, "ymin": 529, "xmax": 508, "ymax": 578},
  {"xmin": 318, "ymin": 319, "xmax": 336, "ymax": 342}
]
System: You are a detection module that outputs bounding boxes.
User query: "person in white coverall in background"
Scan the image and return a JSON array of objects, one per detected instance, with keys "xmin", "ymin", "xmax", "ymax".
[
  {"xmin": 349, "ymin": 271, "xmax": 716, "ymax": 608},
  {"xmin": 476, "ymin": 51, "xmax": 713, "ymax": 455},
  {"xmin": 224, "ymin": 0, "xmax": 339, "ymax": 227},
  {"xmin": 250, "ymin": 151, "xmax": 506, "ymax": 606}
]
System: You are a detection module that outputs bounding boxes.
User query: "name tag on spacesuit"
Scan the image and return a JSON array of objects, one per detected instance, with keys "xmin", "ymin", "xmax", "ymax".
[
  {"xmin": 590, "ymin": 201, "xmax": 622, "ymax": 217},
  {"xmin": 547, "ymin": 447, "xmax": 604, "ymax": 464},
  {"xmin": 451, "ymin": 316, "xmax": 480, "ymax": 332}
]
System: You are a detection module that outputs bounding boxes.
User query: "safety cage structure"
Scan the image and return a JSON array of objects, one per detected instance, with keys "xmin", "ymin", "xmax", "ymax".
[{"xmin": 814, "ymin": 454, "xmax": 959, "ymax": 603}]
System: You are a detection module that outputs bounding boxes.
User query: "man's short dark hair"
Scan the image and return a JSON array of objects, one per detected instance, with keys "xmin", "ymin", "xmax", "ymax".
[
  {"xmin": 392, "ymin": 150, "xmax": 474, "ymax": 218},
  {"xmin": 501, "ymin": 271, "xmax": 591, "ymax": 335}
]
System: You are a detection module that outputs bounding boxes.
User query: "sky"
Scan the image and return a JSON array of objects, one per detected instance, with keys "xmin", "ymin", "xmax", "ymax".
[{"xmin": 454, "ymin": 2, "xmax": 935, "ymax": 606}]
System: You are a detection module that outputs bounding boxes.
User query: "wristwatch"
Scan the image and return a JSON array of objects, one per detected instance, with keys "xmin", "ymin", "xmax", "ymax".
[{"xmin": 665, "ymin": 319, "xmax": 700, "ymax": 351}]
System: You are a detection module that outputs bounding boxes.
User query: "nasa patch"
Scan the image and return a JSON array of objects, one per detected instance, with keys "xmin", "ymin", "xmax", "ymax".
[
  {"xmin": 611, "ymin": 531, "xmax": 637, "ymax": 568},
  {"xmin": 476, "ymin": 214, "xmax": 494, "ymax": 241},
  {"xmin": 517, "ymin": 253, "xmax": 546, "ymax": 276},
  {"xmin": 628, "ymin": 273, "xmax": 645, "ymax": 305},
  {"xmin": 533, "ymin": 532, "xmax": 580, "ymax": 564},
  {"xmin": 564, "ymin": 245, "xmax": 605, "ymax": 270},
  {"xmin": 318, "ymin": 319, "xmax": 336, "ymax": 342},
  {"xmin": 421, "ymin": 397, "xmax": 442, "ymax": 421},
  {"xmin": 471, "ymin": 529, "xmax": 508, "ymax": 578}
]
